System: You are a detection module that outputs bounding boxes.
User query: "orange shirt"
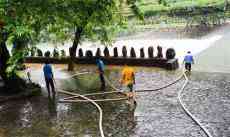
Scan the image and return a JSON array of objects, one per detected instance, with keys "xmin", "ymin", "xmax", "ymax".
[{"xmin": 121, "ymin": 67, "xmax": 135, "ymax": 85}]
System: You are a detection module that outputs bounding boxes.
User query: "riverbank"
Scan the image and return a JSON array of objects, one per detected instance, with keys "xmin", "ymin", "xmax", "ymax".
[{"xmin": 0, "ymin": 82, "xmax": 41, "ymax": 103}]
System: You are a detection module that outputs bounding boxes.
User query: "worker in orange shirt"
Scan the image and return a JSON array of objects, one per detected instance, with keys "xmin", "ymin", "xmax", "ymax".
[{"xmin": 121, "ymin": 65, "xmax": 136, "ymax": 104}]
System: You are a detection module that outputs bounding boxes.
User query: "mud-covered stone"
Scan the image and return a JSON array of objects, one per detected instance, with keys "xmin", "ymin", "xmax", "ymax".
[
  {"xmin": 113, "ymin": 47, "xmax": 118, "ymax": 57},
  {"xmin": 96, "ymin": 48, "xmax": 101, "ymax": 57},
  {"xmin": 157, "ymin": 46, "xmax": 163, "ymax": 58},
  {"xmin": 36, "ymin": 49, "xmax": 43, "ymax": 57},
  {"xmin": 166, "ymin": 48, "xmax": 176, "ymax": 59},
  {"xmin": 140, "ymin": 48, "xmax": 145, "ymax": 58},
  {"xmin": 130, "ymin": 47, "xmax": 136, "ymax": 58},
  {"xmin": 78, "ymin": 48, "xmax": 83, "ymax": 57},
  {"xmin": 148, "ymin": 46, "xmax": 154, "ymax": 58},
  {"xmin": 44, "ymin": 51, "xmax": 51, "ymax": 58},
  {"xmin": 85, "ymin": 50, "xmax": 93, "ymax": 58},
  {"xmin": 104, "ymin": 47, "xmax": 110, "ymax": 57},
  {"xmin": 122, "ymin": 46, "xmax": 127, "ymax": 58}
]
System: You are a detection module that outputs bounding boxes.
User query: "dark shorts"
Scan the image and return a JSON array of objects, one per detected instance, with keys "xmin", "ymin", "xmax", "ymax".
[
  {"xmin": 122, "ymin": 83, "xmax": 134, "ymax": 92},
  {"xmin": 185, "ymin": 63, "xmax": 191, "ymax": 71}
]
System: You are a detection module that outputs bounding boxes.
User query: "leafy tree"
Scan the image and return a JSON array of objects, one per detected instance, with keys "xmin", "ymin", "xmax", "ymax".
[
  {"xmin": 158, "ymin": 0, "xmax": 168, "ymax": 7},
  {"xmin": 44, "ymin": 0, "xmax": 143, "ymax": 70},
  {"xmin": 0, "ymin": 0, "xmax": 50, "ymax": 91},
  {"xmin": 0, "ymin": 0, "xmax": 142, "ymax": 90}
]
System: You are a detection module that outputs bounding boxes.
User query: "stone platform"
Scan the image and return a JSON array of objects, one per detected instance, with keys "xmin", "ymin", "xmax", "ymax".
[{"xmin": 25, "ymin": 57, "xmax": 179, "ymax": 70}]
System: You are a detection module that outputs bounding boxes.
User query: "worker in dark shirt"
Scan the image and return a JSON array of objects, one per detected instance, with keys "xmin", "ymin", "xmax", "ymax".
[
  {"xmin": 43, "ymin": 60, "xmax": 55, "ymax": 98},
  {"xmin": 96, "ymin": 57, "xmax": 106, "ymax": 92}
]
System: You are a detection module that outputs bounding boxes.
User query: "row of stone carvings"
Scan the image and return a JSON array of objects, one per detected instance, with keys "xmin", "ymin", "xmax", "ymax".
[
  {"xmin": 80, "ymin": 46, "xmax": 176, "ymax": 60},
  {"xmin": 34, "ymin": 46, "xmax": 176, "ymax": 60}
]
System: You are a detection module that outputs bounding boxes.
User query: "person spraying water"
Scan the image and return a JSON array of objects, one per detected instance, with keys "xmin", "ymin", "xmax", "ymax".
[{"xmin": 96, "ymin": 57, "xmax": 106, "ymax": 92}]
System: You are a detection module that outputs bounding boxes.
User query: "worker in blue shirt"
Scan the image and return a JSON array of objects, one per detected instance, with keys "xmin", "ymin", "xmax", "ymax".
[
  {"xmin": 96, "ymin": 57, "xmax": 106, "ymax": 92},
  {"xmin": 43, "ymin": 60, "xmax": 56, "ymax": 98},
  {"xmin": 183, "ymin": 51, "xmax": 194, "ymax": 72}
]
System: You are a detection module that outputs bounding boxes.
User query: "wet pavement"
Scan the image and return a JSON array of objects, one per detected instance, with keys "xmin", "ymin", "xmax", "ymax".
[
  {"xmin": 182, "ymin": 72, "xmax": 230, "ymax": 137},
  {"xmin": 0, "ymin": 65, "xmax": 230, "ymax": 137}
]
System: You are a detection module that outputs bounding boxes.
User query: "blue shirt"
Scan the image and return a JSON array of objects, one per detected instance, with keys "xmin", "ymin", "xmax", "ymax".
[
  {"xmin": 184, "ymin": 54, "xmax": 194, "ymax": 64},
  {"xmin": 43, "ymin": 64, "xmax": 53, "ymax": 79},
  {"xmin": 96, "ymin": 59, "xmax": 105, "ymax": 72}
]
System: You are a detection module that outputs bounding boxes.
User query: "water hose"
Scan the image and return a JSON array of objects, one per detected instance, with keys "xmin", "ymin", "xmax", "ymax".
[
  {"xmin": 59, "ymin": 70, "xmax": 213, "ymax": 137},
  {"xmin": 60, "ymin": 97, "xmax": 128, "ymax": 103},
  {"xmin": 60, "ymin": 73, "xmax": 183, "ymax": 102},
  {"xmin": 178, "ymin": 70, "xmax": 213, "ymax": 137},
  {"xmin": 58, "ymin": 72, "xmax": 92, "ymax": 79},
  {"xmin": 104, "ymin": 72, "xmax": 184, "ymax": 93},
  {"xmin": 61, "ymin": 91, "xmax": 125, "ymax": 100},
  {"xmin": 58, "ymin": 89, "xmax": 105, "ymax": 137}
]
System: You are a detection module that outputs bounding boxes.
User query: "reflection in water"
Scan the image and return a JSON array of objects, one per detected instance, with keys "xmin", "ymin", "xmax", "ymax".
[
  {"xmin": 48, "ymin": 99, "xmax": 57, "ymax": 118},
  {"xmin": 20, "ymin": 101, "xmax": 33, "ymax": 128},
  {"xmin": 2, "ymin": 65, "xmax": 229, "ymax": 136},
  {"xmin": 0, "ymin": 66, "xmax": 139, "ymax": 137}
]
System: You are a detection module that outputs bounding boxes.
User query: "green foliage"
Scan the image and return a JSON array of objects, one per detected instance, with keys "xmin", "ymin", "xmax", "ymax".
[
  {"xmin": 0, "ymin": 0, "xmax": 143, "ymax": 46},
  {"xmin": 6, "ymin": 50, "xmax": 26, "ymax": 77},
  {"xmin": 137, "ymin": 0, "xmax": 226, "ymax": 17},
  {"xmin": 0, "ymin": 0, "xmax": 143, "ymax": 76},
  {"xmin": 158, "ymin": 0, "xmax": 168, "ymax": 6},
  {"xmin": 41, "ymin": 0, "xmax": 143, "ymax": 45},
  {"xmin": 7, "ymin": 25, "xmax": 32, "ymax": 45}
]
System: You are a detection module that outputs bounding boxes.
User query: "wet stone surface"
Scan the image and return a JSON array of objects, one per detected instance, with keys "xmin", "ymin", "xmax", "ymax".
[
  {"xmin": 0, "ymin": 65, "xmax": 229, "ymax": 137},
  {"xmin": 182, "ymin": 72, "xmax": 230, "ymax": 137}
]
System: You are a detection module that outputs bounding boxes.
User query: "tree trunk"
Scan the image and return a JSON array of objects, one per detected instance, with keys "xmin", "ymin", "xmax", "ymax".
[
  {"xmin": 68, "ymin": 28, "xmax": 82, "ymax": 71},
  {"xmin": 0, "ymin": 41, "xmax": 10, "ymax": 85},
  {"xmin": 0, "ymin": 36, "xmax": 26, "ymax": 92},
  {"xmin": 224, "ymin": 0, "xmax": 229, "ymax": 11}
]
